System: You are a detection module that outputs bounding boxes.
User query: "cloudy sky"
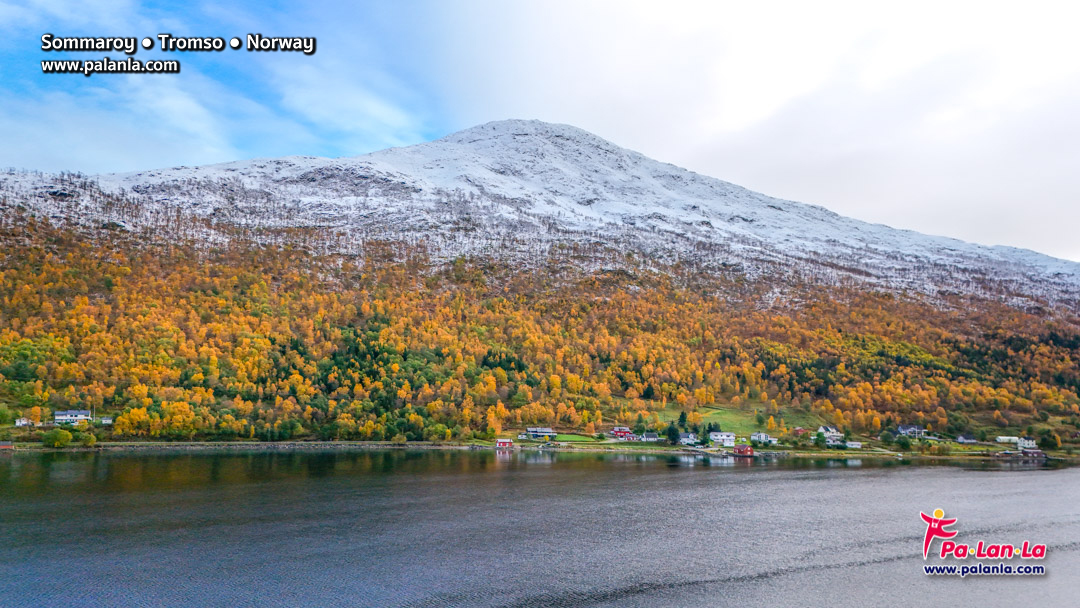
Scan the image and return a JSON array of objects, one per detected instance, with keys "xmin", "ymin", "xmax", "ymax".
[{"xmin": 2, "ymin": 0, "xmax": 1078, "ymax": 261}]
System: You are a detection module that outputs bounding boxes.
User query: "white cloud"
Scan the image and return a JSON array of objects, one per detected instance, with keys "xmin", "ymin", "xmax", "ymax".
[
  {"xmin": 0, "ymin": 70, "xmax": 320, "ymax": 173},
  {"xmin": 192, "ymin": 0, "xmax": 437, "ymax": 156},
  {"xmin": 0, "ymin": 89, "xmax": 223, "ymax": 173},
  {"xmin": 268, "ymin": 59, "xmax": 426, "ymax": 153}
]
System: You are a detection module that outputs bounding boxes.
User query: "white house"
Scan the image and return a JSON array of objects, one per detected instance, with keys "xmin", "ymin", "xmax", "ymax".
[
  {"xmin": 956, "ymin": 434, "xmax": 977, "ymax": 444},
  {"xmin": 897, "ymin": 425, "xmax": 926, "ymax": 438},
  {"xmin": 97, "ymin": 416, "xmax": 113, "ymax": 426},
  {"xmin": 818, "ymin": 426, "xmax": 843, "ymax": 441},
  {"xmin": 1017, "ymin": 437, "xmax": 1037, "ymax": 449},
  {"xmin": 14, "ymin": 417, "xmax": 33, "ymax": 427},
  {"xmin": 709, "ymin": 431, "xmax": 736, "ymax": 447},
  {"xmin": 996, "ymin": 436, "xmax": 1019, "ymax": 444},
  {"xmin": 845, "ymin": 441, "xmax": 863, "ymax": 449},
  {"xmin": 751, "ymin": 432, "xmax": 778, "ymax": 445},
  {"xmin": 526, "ymin": 427, "xmax": 557, "ymax": 440},
  {"xmin": 678, "ymin": 432, "xmax": 698, "ymax": 446},
  {"xmin": 641, "ymin": 432, "xmax": 660, "ymax": 442},
  {"xmin": 54, "ymin": 410, "xmax": 92, "ymax": 425}
]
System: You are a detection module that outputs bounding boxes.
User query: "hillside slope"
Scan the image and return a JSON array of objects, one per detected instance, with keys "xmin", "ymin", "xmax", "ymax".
[
  {"xmin": 0, "ymin": 218, "xmax": 1077, "ymax": 447},
  {"xmin": 1, "ymin": 122, "xmax": 1079, "ymax": 447},
  {"xmin": 2, "ymin": 119, "xmax": 1077, "ymax": 303}
]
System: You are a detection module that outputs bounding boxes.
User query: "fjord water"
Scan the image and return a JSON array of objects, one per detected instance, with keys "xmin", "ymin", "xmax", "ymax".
[{"xmin": 1, "ymin": 451, "xmax": 1076, "ymax": 607}]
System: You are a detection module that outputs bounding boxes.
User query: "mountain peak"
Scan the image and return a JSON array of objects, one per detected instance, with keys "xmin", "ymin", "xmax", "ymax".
[
  {"xmin": 438, "ymin": 119, "xmax": 611, "ymax": 146},
  {"xmin": 387, "ymin": 118, "xmax": 637, "ymax": 176},
  {"xmin": 6, "ymin": 119, "xmax": 1079, "ymax": 303},
  {"xmin": 361, "ymin": 117, "xmax": 693, "ymax": 216}
]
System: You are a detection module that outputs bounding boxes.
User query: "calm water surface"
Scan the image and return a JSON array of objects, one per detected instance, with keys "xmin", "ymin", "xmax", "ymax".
[{"xmin": 1, "ymin": 450, "xmax": 1077, "ymax": 607}]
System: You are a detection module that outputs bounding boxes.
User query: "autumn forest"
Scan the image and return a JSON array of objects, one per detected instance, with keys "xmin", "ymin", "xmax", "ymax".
[{"xmin": 2, "ymin": 212, "xmax": 1079, "ymax": 450}]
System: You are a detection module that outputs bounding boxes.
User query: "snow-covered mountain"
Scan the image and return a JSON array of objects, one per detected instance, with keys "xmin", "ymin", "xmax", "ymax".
[{"xmin": 3, "ymin": 119, "xmax": 1078, "ymax": 302}]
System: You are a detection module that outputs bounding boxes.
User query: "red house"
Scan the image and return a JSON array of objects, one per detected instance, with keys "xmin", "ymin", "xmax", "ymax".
[
  {"xmin": 611, "ymin": 426, "xmax": 636, "ymax": 440},
  {"xmin": 496, "ymin": 439, "xmax": 513, "ymax": 449},
  {"xmin": 733, "ymin": 444, "xmax": 754, "ymax": 457}
]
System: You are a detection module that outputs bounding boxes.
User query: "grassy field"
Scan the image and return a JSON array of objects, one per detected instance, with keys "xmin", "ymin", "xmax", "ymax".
[
  {"xmin": 644, "ymin": 402, "xmax": 828, "ymax": 437},
  {"xmin": 554, "ymin": 433, "xmax": 598, "ymax": 442}
]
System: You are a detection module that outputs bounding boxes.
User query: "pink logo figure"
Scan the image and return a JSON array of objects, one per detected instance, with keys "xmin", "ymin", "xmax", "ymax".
[{"xmin": 920, "ymin": 508, "xmax": 958, "ymax": 559}]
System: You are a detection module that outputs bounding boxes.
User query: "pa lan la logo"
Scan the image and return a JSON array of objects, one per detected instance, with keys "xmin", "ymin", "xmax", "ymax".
[{"xmin": 920, "ymin": 508, "xmax": 1046, "ymax": 560}]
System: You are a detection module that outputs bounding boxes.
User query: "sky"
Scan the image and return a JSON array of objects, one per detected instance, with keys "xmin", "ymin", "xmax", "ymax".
[{"xmin": 1, "ymin": 0, "xmax": 1078, "ymax": 261}]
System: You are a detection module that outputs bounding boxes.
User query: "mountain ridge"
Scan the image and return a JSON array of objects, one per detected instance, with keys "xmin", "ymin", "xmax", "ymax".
[{"xmin": 3, "ymin": 119, "xmax": 1078, "ymax": 304}]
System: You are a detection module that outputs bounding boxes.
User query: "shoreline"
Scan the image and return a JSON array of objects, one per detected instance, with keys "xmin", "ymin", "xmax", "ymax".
[
  {"xmin": 5, "ymin": 440, "xmax": 689, "ymax": 456},
  {"xmin": 2, "ymin": 439, "xmax": 1069, "ymax": 464}
]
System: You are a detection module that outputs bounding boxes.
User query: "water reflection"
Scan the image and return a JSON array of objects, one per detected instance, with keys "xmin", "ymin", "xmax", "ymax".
[
  {"xmin": 0, "ymin": 448, "xmax": 1076, "ymax": 608},
  {"xmin": 0, "ymin": 448, "xmax": 1064, "ymax": 495}
]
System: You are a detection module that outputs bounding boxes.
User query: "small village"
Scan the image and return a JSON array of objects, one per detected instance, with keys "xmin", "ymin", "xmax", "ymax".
[
  {"xmin": 0, "ymin": 408, "xmax": 1060, "ymax": 464},
  {"xmin": 481, "ymin": 421, "xmax": 1054, "ymax": 462}
]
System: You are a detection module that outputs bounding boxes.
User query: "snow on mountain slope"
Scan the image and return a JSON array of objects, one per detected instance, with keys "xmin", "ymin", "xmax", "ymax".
[{"xmin": 3, "ymin": 119, "xmax": 1078, "ymax": 301}]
